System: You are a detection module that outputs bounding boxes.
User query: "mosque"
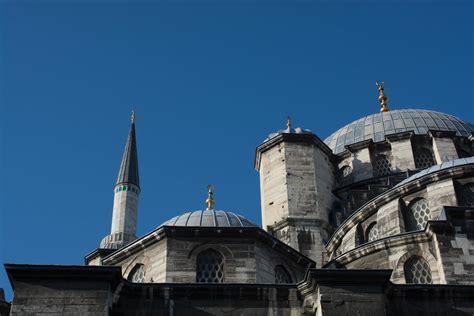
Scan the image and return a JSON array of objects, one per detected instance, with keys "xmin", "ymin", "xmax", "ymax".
[{"xmin": 3, "ymin": 83, "xmax": 474, "ymax": 315}]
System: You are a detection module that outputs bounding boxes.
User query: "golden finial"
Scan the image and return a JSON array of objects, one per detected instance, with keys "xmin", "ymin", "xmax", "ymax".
[
  {"xmin": 376, "ymin": 81, "xmax": 389, "ymax": 112},
  {"xmin": 131, "ymin": 110, "xmax": 136, "ymax": 123},
  {"xmin": 206, "ymin": 184, "xmax": 215, "ymax": 210},
  {"xmin": 287, "ymin": 116, "xmax": 292, "ymax": 130}
]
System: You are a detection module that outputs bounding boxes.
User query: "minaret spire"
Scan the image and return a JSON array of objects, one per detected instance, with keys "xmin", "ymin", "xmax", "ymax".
[
  {"xmin": 116, "ymin": 111, "xmax": 140, "ymax": 188},
  {"xmin": 100, "ymin": 111, "xmax": 141, "ymax": 249}
]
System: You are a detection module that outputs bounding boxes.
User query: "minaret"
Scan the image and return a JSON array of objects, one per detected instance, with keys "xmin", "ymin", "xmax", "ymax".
[{"xmin": 100, "ymin": 111, "xmax": 140, "ymax": 249}]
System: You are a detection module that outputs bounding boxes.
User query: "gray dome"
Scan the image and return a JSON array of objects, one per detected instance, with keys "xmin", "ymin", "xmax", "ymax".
[
  {"xmin": 161, "ymin": 210, "xmax": 257, "ymax": 227},
  {"xmin": 324, "ymin": 109, "xmax": 474, "ymax": 154}
]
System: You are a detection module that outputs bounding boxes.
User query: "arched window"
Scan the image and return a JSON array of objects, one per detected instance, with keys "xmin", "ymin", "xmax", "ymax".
[
  {"xmin": 128, "ymin": 264, "xmax": 145, "ymax": 283},
  {"xmin": 274, "ymin": 265, "xmax": 292, "ymax": 284},
  {"xmin": 404, "ymin": 256, "xmax": 433, "ymax": 284},
  {"xmin": 354, "ymin": 223, "xmax": 364, "ymax": 246},
  {"xmin": 374, "ymin": 155, "xmax": 392, "ymax": 176},
  {"xmin": 414, "ymin": 149, "xmax": 435, "ymax": 170},
  {"xmin": 196, "ymin": 249, "xmax": 224, "ymax": 283},
  {"xmin": 366, "ymin": 222, "xmax": 379, "ymax": 242},
  {"xmin": 459, "ymin": 183, "xmax": 474, "ymax": 206},
  {"xmin": 405, "ymin": 198, "xmax": 431, "ymax": 231}
]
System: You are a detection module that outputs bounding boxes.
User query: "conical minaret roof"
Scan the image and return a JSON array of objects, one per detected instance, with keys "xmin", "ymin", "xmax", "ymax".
[{"xmin": 116, "ymin": 112, "xmax": 140, "ymax": 188}]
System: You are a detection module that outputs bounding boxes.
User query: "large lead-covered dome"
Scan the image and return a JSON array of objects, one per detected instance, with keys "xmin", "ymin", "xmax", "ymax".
[
  {"xmin": 324, "ymin": 109, "xmax": 474, "ymax": 154},
  {"xmin": 161, "ymin": 210, "xmax": 257, "ymax": 227}
]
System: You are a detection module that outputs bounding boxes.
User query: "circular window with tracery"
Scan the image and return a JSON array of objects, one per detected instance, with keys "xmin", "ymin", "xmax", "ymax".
[
  {"xmin": 196, "ymin": 249, "xmax": 224, "ymax": 283},
  {"xmin": 274, "ymin": 265, "xmax": 292, "ymax": 284},
  {"xmin": 404, "ymin": 256, "xmax": 433, "ymax": 284},
  {"xmin": 128, "ymin": 264, "xmax": 145, "ymax": 283},
  {"xmin": 366, "ymin": 222, "xmax": 379, "ymax": 242},
  {"xmin": 374, "ymin": 155, "xmax": 392, "ymax": 176},
  {"xmin": 407, "ymin": 198, "xmax": 431, "ymax": 231},
  {"xmin": 414, "ymin": 149, "xmax": 435, "ymax": 170}
]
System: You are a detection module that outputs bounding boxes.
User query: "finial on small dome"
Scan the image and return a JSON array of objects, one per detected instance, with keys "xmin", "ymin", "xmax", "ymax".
[
  {"xmin": 376, "ymin": 81, "xmax": 389, "ymax": 112},
  {"xmin": 206, "ymin": 184, "xmax": 215, "ymax": 210},
  {"xmin": 131, "ymin": 110, "xmax": 136, "ymax": 123},
  {"xmin": 287, "ymin": 116, "xmax": 292, "ymax": 130}
]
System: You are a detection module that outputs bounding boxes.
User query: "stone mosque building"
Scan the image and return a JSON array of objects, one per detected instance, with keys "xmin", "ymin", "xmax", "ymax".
[{"xmin": 3, "ymin": 83, "xmax": 474, "ymax": 315}]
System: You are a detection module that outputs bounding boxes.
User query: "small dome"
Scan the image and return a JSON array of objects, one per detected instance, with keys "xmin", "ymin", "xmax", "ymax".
[
  {"xmin": 161, "ymin": 210, "xmax": 257, "ymax": 227},
  {"xmin": 394, "ymin": 157, "xmax": 474, "ymax": 188},
  {"xmin": 324, "ymin": 109, "xmax": 474, "ymax": 154}
]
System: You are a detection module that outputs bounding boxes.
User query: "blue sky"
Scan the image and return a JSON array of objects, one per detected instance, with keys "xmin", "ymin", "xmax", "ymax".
[{"xmin": 0, "ymin": 1, "xmax": 473, "ymax": 299}]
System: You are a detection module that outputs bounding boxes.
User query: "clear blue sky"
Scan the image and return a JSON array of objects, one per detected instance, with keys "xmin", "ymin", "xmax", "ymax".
[{"xmin": 0, "ymin": 1, "xmax": 473, "ymax": 299}]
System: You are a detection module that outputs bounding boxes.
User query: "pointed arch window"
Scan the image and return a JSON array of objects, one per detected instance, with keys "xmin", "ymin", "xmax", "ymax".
[
  {"xmin": 274, "ymin": 265, "xmax": 292, "ymax": 284},
  {"xmin": 196, "ymin": 249, "xmax": 224, "ymax": 283},
  {"xmin": 128, "ymin": 264, "xmax": 145, "ymax": 283},
  {"xmin": 355, "ymin": 223, "xmax": 364, "ymax": 246},
  {"xmin": 405, "ymin": 198, "xmax": 431, "ymax": 231},
  {"xmin": 404, "ymin": 256, "xmax": 433, "ymax": 284}
]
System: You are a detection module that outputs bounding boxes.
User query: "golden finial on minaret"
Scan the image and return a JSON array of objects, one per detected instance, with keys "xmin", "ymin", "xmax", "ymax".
[
  {"xmin": 131, "ymin": 110, "xmax": 136, "ymax": 123},
  {"xmin": 206, "ymin": 184, "xmax": 215, "ymax": 210},
  {"xmin": 376, "ymin": 81, "xmax": 389, "ymax": 112},
  {"xmin": 287, "ymin": 116, "xmax": 292, "ymax": 130}
]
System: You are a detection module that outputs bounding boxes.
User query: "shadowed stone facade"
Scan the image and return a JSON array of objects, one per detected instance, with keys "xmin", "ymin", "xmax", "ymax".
[{"xmin": 3, "ymin": 106, "xmax": 474, "ymax": 315}]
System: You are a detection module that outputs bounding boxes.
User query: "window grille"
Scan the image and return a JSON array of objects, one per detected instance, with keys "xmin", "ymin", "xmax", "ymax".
[
  {"xmin": 196, "ymin": 249, "xmax": 224, "ymax": 283},
  {"xmin": 366, "ymin": 222, "xmax": 379, "ymax": 242},
  {"xmin": 128, "ymin": 264, "xmax": 145, "ymax": 283},
  {"xmin": 404, "ymin": 256, "xmax": 433, "ymax": 284},
  {"xmin": 406, "ymin": 198, "xmax": 431, "ymax": 231},
  {"xmin": 414, "ymin": 149, "xmax": 435, "ymax": 169},
  {"xmin": 274, "ymin": 265, "xmax": 292, "ymax": 284},
  {"xmin": 374, "ymin": 155, "xmax": 392, "ymax": 176}
]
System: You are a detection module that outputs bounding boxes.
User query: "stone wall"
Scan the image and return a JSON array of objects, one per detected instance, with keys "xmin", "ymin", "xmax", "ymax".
[
  {"xmin": 6, "ymin": 264, "xmax": 474, "ymax": 315},
  {"xmin": 114, "ymin": 283, "xmax": 301, "ymax": 315},
  {"xmin": 389, "ymin": 137, "xmax": 416, "ymax": 171},
  {"xmin": 259, "ymin": 143, "xmax": 289, "ymax": 230},
  {"xmin": 431, "ymin": 207, "xmax": 474, "ymax": 285},
  {"xmin": 5, "ymin": 265, "xmax": 121, "ymax": 316},
  {"xmin": 258, "ymin": 136, "xmax": 334, "ymax": 266},
  {"xmin": 433, "ymin": 136, "xmax": 459, "ymax": 163},
  {"xmin": 106, "ymin": 233, "xmax": 309, "ymax": 284},
  {"xmin": 113, "ymin": 238, "xmax": 167, "ymax": 283}
]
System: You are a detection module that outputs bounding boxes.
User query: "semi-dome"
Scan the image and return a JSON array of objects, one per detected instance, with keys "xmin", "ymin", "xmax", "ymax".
[
  {"xmin": 161, "ymin": 209, "xmax": 257, "ymax": 227},
  {"xmin": 394, "ymin": 157, "xmax": 474, "ymax": 189},
  {"xmin": 324, "ymin": 109, "xmax": 474, "ymax": 154}
]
